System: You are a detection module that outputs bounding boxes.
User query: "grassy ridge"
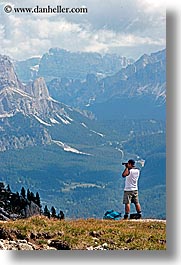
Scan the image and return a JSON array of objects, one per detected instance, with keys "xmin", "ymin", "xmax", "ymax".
[{"xmin": 0, "ymin": 216, "xmax": 166, "ymax": 250}]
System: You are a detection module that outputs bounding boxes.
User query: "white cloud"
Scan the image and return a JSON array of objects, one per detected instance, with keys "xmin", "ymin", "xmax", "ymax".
[
  {"xmin": 137, "ymin": 0, "xmax": 166, "ymax": 13},
  {"xmin": 0, "ymin": 24, "xmax": 5, "ymax": 39},
  {"xmin": 82, "ymin": 29, "xmax": 165, "ymax": 54},
  {"xmin": 0, "ymin": 0, "xmax": 166, "ymax": 60}
]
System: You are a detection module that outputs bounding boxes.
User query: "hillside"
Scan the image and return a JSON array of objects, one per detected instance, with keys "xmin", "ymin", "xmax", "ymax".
[{"xmin": 0, "ymin": 216, "xmax": 166, "ymax": 250}]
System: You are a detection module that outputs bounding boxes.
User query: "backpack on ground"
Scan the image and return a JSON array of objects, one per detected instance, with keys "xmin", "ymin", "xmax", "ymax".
[
  {"xmin": 103, "ymin": 210, "xmax": 122, "ymax": 220},
  {"xmin": 130, "ymin": 213, "xmax": 141, "ymax": 219}
]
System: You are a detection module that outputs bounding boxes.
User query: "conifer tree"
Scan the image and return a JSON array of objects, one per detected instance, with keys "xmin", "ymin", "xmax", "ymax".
[
  {"xmin": 51, "ymin": 206, "xmax": 56, "ymax": 218},
  {"xmin": 6, "ymin": 184, "xmax": 11, "ymax": 193},
  {"xmin": 44, "ymin": 205, "xmax": 50, "ymax": 218},
  {"xmin": 27, "ymin": 189, "xmax": 31, "ymax": 201},
  {"xmin": 35, "ymin": 192, "xmax": 41, "ymax": 207},
  {"xmin": 58, "ymin": 210, "xmax": 65, "ymax": 220},
  {"xmin": 30, "ymin": 191, "xmax": 35, "ymax": 202},
  {"xmin": 21, "ymin": 187, "xmax": 26, "ymax": 199}
]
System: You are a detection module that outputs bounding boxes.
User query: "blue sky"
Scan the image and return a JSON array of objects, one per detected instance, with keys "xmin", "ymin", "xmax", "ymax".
[{"xmin": 0, "ymin": 0, "xmax": 166, "ymax": 60}]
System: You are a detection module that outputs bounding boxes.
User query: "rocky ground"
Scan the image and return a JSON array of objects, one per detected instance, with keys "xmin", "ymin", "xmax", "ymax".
[
  {"xmin": 0, "ymin": 239, "xmax": 69, "ymax": 250},
  {"xmin": 0, "ymin": 239, "xmax": 39, "ymax": 250}
]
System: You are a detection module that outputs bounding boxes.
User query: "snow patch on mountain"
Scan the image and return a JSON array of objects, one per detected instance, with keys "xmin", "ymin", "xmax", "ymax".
[
  {"xmin": 81, "ymin": 123, "xmax": 88, "ymax": 128},
  {"xmin": 90, "ymin": 130, "xmax": 105, "ymax": 137},
  {"xmin": 65, "ymin": 115, "xmax": 73, "ymax": 122},
  {"xmin": 52, "ymin": 140, "xmax": 91, "ymax": 156},
  {"xmin": 30, "ymin": 64, "xmax": 39, "ymax": 72},
  {"xmin": 47, "ymin": 96, "xmax": 59, "ymax": 103},
  {"xmin": 115, "ymin": 148, "xmax": 124, "ymax": 158},
  {"xmin": 56, "ymin": 114, "xmax": 71, "ymax": 125},
  {"xmin": 0, "ymin": 87, "xmax": 32, "ymax": 99},
  {"xmin": 49, "ymin": 118, "xmax": 59, "ymax": 124},
  {"xmin": 0, "ymin": 112, "xmax": 14, "ymax": 118},
  {"xmin": 33, "ymin": 115, "xmax": 52, "ymax": 126}
]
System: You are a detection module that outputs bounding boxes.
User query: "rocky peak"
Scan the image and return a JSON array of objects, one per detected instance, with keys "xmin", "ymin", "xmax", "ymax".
[
  {"xmin": 0, "ymin": 55, "xmax": 52, "ymax": 118},
  {"xmin": 31, "ymin": 77, "xmax": 50, "ymax": 99},
  {"xmin": 0, "ymin": 55, "xmax": 55, "ymax": 151},
  {"xmin": 0, "ymin": 55, "xmax": 22, "ymax": 90}
]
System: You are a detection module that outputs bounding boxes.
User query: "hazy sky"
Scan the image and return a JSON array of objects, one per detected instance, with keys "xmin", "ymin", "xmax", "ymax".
[{"xmin": 0, "ymin": 0, "xmax": 166, "ymax": 60}]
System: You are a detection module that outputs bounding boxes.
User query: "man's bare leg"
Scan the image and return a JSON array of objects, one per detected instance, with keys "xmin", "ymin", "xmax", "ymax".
[{"xmin": 124, "ymin": 204, "xmax": 130, "ymax": 219}]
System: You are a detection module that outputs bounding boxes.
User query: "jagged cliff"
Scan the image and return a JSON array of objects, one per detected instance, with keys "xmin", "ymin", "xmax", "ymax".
[
  {"xmin": 0, "ymin": 54, "xmax": 55, "ymax": 117},
  {"xmin": 0, "ymin": 55, "xmax": 23, "ymax": 90},
  {"xmin": 0, "ymin": 54, "xmax": 92, "ymax": 152}
]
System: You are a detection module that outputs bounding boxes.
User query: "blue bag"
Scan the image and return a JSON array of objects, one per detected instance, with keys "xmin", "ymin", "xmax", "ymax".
[{"xmin": 103, "ymin": 210, "xmax": 122, "ymax": 220}]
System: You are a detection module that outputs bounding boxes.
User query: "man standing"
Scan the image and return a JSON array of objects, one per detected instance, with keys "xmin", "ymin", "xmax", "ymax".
[{"xmin": 122, "ymin": 159, "xmax": 142, "ymax": 220}]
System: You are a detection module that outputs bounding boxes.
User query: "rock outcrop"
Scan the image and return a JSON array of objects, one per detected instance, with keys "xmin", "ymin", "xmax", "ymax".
[
  {"xmin": 0, "ymin": 55, "xmax": 52, "ymax": 117},
  {"xmin": 0, "ymin": 55, "xmax": 23, "ymax": 90},
  {"xmin": 0, "ymin": 182, "xmax": 41, "ymax": 221}
]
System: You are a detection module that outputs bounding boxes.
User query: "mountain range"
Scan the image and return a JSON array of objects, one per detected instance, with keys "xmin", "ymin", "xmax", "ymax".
[
  {"xmin": 45, "ymin": 49, "xmax": 166, "ymax": 121},
  {"xmin": 15, "ymin": 49, "xmax": 165, "ymax": 116},
  {"xmin": 15, "ymin": 48, "xmax": 134, "ymax": 82},
  {"xmin": 0, "ymin": 49, "xmax": 166, "ymax": 219}
]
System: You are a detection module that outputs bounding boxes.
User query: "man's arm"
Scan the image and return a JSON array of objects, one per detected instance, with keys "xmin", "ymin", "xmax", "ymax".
[{"xmin": 122, "ymin": 167, "xmax": 130, "ymax": 178}]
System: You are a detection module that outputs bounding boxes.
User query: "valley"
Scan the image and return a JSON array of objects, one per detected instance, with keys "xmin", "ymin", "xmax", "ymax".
[{"xmin": 0, "ymin": 49, "xmax": 166, "ymax": 219}]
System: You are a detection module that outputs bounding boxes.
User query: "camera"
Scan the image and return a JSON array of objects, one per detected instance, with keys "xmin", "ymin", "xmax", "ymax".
[{"xmin": 122, "ymin": 162, "xmax": 128, "ymax": 166}]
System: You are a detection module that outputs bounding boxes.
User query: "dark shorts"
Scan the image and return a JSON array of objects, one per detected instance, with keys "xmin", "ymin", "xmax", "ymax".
[{"xmin": 123, "ymin": 190, "xmax": 139, "ymax": 204}]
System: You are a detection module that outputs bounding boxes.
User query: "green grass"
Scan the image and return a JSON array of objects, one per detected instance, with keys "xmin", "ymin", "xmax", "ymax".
[{"xmin": 0, "ymin": 216, "xmax": 166, "ymax": 250}]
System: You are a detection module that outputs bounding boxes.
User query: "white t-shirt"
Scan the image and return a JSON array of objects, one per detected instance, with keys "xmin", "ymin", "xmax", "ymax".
[{"xmin": 124, "ymin": 168, "xmax": 140, "ymax": 191}]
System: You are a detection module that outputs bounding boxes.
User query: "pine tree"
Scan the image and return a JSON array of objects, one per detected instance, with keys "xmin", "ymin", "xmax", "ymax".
[
  {"xmin": 30, "ymin": 191, "xmax": 35, "ymax": 202},
  {"xmin": 6, "ymin": 184, "xmax": 11, "ymax": 193},
  {"xmin": 44, "ymin": 205, "xmax": 50, "ymax": 218},
  {"xmin": 21, "ymin": 187, "xmax": 26, "ymax": 199},
  {"xmin": 58, "ymin": 210, "xmax": 65, "ymax": 220},
  {"xmin": 51, "ymin": 206, "xmax": 56, "ymax": 218},
  {"xmin": 27, "ymin": 189, "xmax": 31, "ymax": 201},
  {"xmin": 35, "ymin": 192, "xmax": 41, "ymax": 207}
]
